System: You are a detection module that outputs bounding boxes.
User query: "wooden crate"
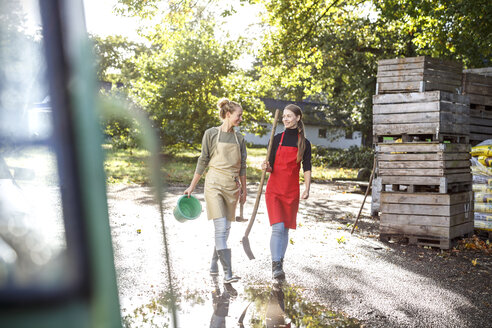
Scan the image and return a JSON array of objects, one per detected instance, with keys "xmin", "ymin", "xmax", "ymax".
[
  {"xmin": 380, "ymin": 191, "xmax": 474, "ymax": 249},
  {"xmin": 376, "ymin": 56, "xmax": 463, "ymax": 94},
  {"xmin": 469, "ymin": 104, "xmax": 492, "ymax": 144},
  {"xmin": 376, "ymin": 143, "xmax": 472, "ymax": 193},
  {"xmin": 462, "ymin": 72, "xmax": 492, "ymax": 107},
  {"xmin": 373, "ymin": 91, "xmax": 470, "ymax": 137}
]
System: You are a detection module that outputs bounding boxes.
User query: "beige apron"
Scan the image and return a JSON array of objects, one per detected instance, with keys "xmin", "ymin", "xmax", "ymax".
[{"xmin": 204, "ymin": 127, "xmax": 241, "ymax": 221}]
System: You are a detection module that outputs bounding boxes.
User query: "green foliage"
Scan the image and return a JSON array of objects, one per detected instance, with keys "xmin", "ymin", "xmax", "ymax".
[
  {"xmin": 254, "ymin": 0, "xmax": 492, "ymax": 143},
  {"xmin": 91, "ymin": 34, "xmax": 150, "ymax": 84},
  {"xmin": 129, "ymin": 23, "xmax": 235, "ymax": 146},
  {"xmin": 373, "ymin": 0, "xmax": 492, "ymax": 67},
  {"xmin": 312, "ymin": 145, "xmax": 373, "ymax": 169}
]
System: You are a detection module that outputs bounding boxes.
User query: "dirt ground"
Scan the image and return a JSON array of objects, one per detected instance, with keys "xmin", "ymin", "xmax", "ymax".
[{"xmin": 107, "ymin": 181, "xmax": 492, "ymax": 328}]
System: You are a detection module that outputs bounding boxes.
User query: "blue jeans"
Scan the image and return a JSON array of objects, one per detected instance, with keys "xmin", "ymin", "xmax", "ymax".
[
  {"xmin": 214, "ymin": 217, "xmax": 231, "ymax": 250},
  {"xmin": 270, "ymin": 222, "xmax": 289, "ymax": 262}
]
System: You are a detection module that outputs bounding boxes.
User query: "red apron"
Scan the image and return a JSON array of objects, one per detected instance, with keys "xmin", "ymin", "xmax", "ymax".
[{"xmin": 265, "ymin": 132, "xmax": 301, "ymax": 229}]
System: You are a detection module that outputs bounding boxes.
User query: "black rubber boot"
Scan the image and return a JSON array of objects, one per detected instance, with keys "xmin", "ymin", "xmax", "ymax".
[
  {"xmin": 217, "ymin": 248, "xmax": 240, "ymax": 283},
  {"xmin": 272, "ymin": 259, "xmax": 285, "ymax": 280},
  {"xmin": 210, "ymin": 247, "xmax": 219, "ymax": 276}
]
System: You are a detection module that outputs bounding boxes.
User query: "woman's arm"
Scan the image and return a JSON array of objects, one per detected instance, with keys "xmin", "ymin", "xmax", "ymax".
[
  {"xmin": 301, "ymin": 170, "xmax": 311, "ymax": 199},
  {"xmin": 184, "ymin": 173, "xmax": 202, "ymax": 197}
]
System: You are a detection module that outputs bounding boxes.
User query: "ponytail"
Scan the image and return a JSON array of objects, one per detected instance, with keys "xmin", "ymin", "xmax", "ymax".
[
  {"xmin": 284, "ymin": 104, "xmax": 306, "ymax": 163},
  {"xmin": 297, "ymin": 120, "xmax": 306, "ymax": 163}
]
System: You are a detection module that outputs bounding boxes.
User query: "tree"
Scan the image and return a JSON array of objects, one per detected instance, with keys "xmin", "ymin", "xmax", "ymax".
[
  {"xmin": 102, "ymin": 0, "xmax": 272, "ymax": 147},
  {"xmin": 252, "ymin": 0, "xmax": 492, "ymax": 143},
  {"xmin": 91, "ymin": 34, "xmax": 151, "ymax": 84},
  {"xmin": 373, "ymin": 0, "xmax": 492, "ymax": 67}
]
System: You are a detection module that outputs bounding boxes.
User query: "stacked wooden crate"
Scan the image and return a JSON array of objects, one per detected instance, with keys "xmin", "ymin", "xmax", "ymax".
[
  {"xmin": 462, "ymin": 68, "xmax": 492, "ymax": 144},
  {"xmin": 373, "ymin": 56, "xmax": 474, "ymax": 249}
]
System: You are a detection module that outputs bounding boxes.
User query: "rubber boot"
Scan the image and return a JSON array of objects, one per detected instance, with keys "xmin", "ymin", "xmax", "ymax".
[
  {"xmin": 272, "ymin": 259, "xmax": 285, "ymax": 280},
  {"xmin": 217, "ymin": 248, "xmax": 240, "ymax": 283},
  {"xmin": 210, "ymin": 247, "xmax": 219, "ymax": 276}
]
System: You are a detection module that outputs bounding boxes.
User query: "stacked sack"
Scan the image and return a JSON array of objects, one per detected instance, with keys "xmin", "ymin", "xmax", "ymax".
[{"xmin": 471, "ymin": 140, "xmax": 492, "ymax": 231}]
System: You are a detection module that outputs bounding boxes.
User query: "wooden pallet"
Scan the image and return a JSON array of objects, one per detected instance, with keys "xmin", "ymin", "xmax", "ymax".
[
  {"xmin": 376, "ymin": 56, "xmax": 463, "ymax": 94},
  {"xmin": 380, "ymin": 232, "xmax": 473, "ymax": 249},
  {"xmin": 373, "ymin": 91, "xmax": 470, "ymax": 137},
  {"xmin": 380, "ymin": 191, "xmax": 474, "ymax": 249},
  {"xmin": 380, "ymin": 176, "xmax": 472, "ymax": 193}
]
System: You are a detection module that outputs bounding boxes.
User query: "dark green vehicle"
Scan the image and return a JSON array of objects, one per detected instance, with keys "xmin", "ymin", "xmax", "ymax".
[{"xmin": 0, "ymin": 0, "xmax": 122, "ymax": 327}]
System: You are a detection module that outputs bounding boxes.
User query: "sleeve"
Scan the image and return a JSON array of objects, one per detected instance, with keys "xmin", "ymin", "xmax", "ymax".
[
  {"xmin": 195, "ymin": 129, "xmax": 213, "ymax": 175},
  {"xmin": 239, "ymin": 133, "xmax": 247, "ymax": 176},
  {"xmin": 302, "ymin": 139, "xmax": 312, "ymax": 172}
]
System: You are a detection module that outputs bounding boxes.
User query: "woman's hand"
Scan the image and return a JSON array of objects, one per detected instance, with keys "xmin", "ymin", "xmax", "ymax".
[
  {"xmin": 183, "ymin": 185, "xmax": 194, "ymax": 197},
  {"xmin": 261, "ymin": 161, "xmax": 272, "ymax": 172},
  {"xmin": 301, "ymin": 189, "xmax": 310, "ymax": 200}
]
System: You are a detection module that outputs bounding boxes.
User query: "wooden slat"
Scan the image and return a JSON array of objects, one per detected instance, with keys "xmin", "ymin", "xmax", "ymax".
[
  {"xmin": 381, "ymin": 191, "xmax": 473, "ymax": 205},
  {"xmin": 374, "ymin": 112, "xmax": 440, "ymax": 124},
  {"xmin": 470, "ymin": 124, "xmax": 492, "ymax": 134},
  {"xmin": 380, "ymin": 213, "xmax": 471, "ymax": 227},
  {"xmin": 373, "ymin": 101, "xmax": 469, "ymax": 115},
  {"xmin": 381, "ymin": 203, "xmax": 467, "ymax": 216},
  {"xmin": 377, "ymin": 71, "xmax": 462, "ymax": 84},
  {"xmin": 376, "ymin": 143, "xmax": 470, "ymax": 153},
  {"xmin": 463, "ymin": 83, "xmax": 492, "ymax": 96},
  {"xmin": 378, "ymin": 168, "xmax": 470, "ymax": 176},
  {"xmin": 377, "ymin": 152, "xmax": 470, "ymax": 161},
  {"xmin": 463, "ymin": 67, "xmax": 492, "ymax": 76},
  {"xmin": 377, "ymin": 74, "xmax": 426, "ymax": 83},
  {"xmin": 373, "ymin": 122, "xmax": 468, "ymax": 135},
  {"xmin": 470, "ymin": 116, "xmax": 492, "ymax": 126},
  {"xmin": 422, "ymin": 82, "xmax": 461, "ymax": 93},
  {"xmin": 462, "ymin": 72, "xmax": 492, "ymax": 85},
  {"xmin": 470, "ymin": 108, "xmax": 492, "ymax": 120},
  {"xmin": 468, "ymin": 94, "xmax": 492, "ymax": 107},
  {"xmin": 380, "ymin": 173, "xmax": 472, "ymax": 185},
  {"xmin": 424, "ymin": 69, "xmax": 463, "ymax": 81},
  {"xmin": 378, "ymin": 56, "xmax": 426, "ymax": 65},
  {"xmin": 380, "ymin": 221, "xmax": 474, "ymax": 239},
  {"xmin": 470, "ymin": 132, "xmax": 492, "ymax": 142},
  {"xmin": 378, "ymin": 160, "xmax": 470, "ymax": 169},
  {"xmin": 378, "ymin": 62, "xmax": 426, "ymax": 72},
  {"xmin": 373, "ymin": 91, "xmax": 468, "ymax": 105}
]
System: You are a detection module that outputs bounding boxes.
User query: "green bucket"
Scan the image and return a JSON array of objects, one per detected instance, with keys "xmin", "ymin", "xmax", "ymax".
[{"xmin": 174, "ymin": 195, "xmax": 202, "ymax": 223}]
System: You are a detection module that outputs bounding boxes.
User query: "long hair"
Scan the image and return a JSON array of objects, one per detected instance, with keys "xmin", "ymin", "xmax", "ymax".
[{"xmin": 284, "ymin": 104, "xmax": 305, "ymax": 163}]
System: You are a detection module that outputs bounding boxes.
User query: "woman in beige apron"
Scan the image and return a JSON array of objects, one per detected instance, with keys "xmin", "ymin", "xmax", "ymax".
[{"xmin": 184, "ymin": 98, "xmax": 247, "ymax": 284}]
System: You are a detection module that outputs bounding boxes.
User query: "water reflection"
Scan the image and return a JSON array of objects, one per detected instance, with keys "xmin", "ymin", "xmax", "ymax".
[
  {"xmin": 122, "ymin": 278, "xmax": 360, "ymax": 328},
  {"xmin": 265, "ymin": 282, "xmax": 290, "ymax": 328},
  {"xmin": 209, "ymin": 277, "xmax": 231, "ymax": 327}
]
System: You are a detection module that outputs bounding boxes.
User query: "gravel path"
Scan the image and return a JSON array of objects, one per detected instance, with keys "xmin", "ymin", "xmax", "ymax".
[{"xmin": 107, "ymin": 182, "xmax": 492, "ymax": 327}]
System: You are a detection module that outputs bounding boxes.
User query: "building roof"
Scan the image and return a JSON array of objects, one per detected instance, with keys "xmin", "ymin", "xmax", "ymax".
[{"xmin": 260, "ymin": 97, "xmax": 332, "ymax": 127}]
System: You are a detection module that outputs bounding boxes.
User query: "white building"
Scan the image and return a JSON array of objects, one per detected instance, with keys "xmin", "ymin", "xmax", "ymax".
[{"xmin": 243, "ymin": 98, "xmax": 363, "ymax": 149}]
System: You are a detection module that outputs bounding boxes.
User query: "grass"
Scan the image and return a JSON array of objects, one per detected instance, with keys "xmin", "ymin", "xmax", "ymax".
[{"xmin": 103, "ymin": 145, "xmax": 358, "ymax": 185}]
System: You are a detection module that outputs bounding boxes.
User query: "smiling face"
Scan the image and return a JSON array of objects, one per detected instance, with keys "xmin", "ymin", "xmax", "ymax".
[
  {"xmin": 282, "ymin": 109, "xmax": 300, "ymax": 129},
  {"xmin": 226, "ymin": 106, "xmax": 243, "ymax": 127}
]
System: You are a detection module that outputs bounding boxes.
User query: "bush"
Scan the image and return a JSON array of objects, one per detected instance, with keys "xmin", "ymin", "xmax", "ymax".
[
  {"xmin": 103, "ymin": 118, "xmax": 140, "ymax": 150},
  {"xmin": 312, "ymin": 145, "xmax": 373, "ymax": 169}
]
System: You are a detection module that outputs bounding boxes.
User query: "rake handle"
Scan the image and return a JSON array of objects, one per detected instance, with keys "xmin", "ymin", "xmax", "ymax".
[{"xmin": 244, "ymin": 109, "xmax": 280, "ymax": 237}]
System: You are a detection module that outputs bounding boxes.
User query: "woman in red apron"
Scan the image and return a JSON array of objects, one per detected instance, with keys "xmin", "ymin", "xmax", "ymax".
[
  {"xmin": 262, "ymin": 104, "xmax": 312, "ymax": 280},
  {"xmin": 184, "ymin": 98, "xmax": 247, "ymax": 284}
]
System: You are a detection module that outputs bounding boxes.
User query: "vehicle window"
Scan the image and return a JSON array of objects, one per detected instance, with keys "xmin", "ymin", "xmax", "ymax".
[{"xmin": 0, "ymin": 0, "xmax": 68, "ymax": 294}]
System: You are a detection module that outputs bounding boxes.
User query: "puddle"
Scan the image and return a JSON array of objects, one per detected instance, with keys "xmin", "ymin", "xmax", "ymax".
[{"xmin": 122, "ymin": 279, "xmax": 360, "ymax": 328}]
